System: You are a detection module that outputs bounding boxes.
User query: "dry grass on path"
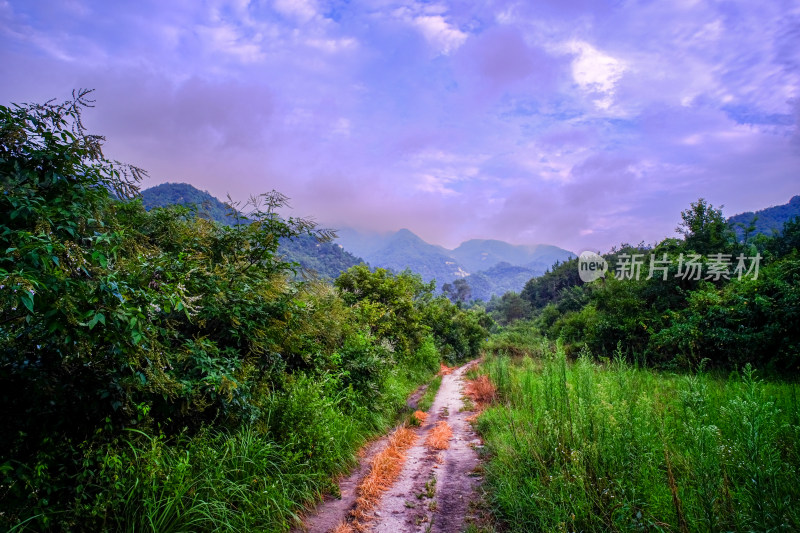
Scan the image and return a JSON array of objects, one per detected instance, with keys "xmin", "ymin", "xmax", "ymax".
[
  {"xmin": 464, "ymin": 374, "xmax": 496, "ymax": 410},
  {"xmin": 425, "ymin": 421, "xmax": 453, "ymax": 450},
  {"xmin": 334, "ymin": 425, "xmax": 418, "ymax": 532}
]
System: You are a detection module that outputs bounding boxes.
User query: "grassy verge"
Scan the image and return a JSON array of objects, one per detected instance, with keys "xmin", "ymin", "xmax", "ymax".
[
  {"xmin": 8, "ymin": 357, "xmax": 440, "ymax": 533},
  {"xmin": 416, "ymin": 375, "xmax": 443, "ymax": 413},
  {"xmin": 474, "ymin": 342, "xmax": 800, "ymax": 532}
]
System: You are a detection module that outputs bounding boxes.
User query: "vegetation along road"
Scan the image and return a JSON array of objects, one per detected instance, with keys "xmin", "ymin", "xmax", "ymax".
[{"xmin": 300, "ymin": 361, "xmax": 487, "ymax": 533}]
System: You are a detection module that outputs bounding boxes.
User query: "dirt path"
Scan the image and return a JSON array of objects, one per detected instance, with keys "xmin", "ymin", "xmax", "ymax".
[{"xmin": 299, "ymin": 362, "xmax": 483, "ymax": 533}]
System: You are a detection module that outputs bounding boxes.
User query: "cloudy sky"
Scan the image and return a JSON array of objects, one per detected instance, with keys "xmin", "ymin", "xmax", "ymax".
[{"xmin": 1, "ymin": 0, "xmax": 798, "ymax": 252}]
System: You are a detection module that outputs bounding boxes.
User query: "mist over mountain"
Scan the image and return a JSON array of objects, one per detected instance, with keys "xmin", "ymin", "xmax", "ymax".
[
  {"xmin": 335, "ymin": 227, "xmax": 575, "ymax": 298},
  {"xmin": 451, "ymin": 239, "xmax": 576, "ymax": 274}
]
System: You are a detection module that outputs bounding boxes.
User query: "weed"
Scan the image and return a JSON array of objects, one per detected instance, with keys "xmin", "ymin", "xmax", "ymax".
[{"xmin": 474, "ymin": 348, "xmax": 800, "ymax": 532}]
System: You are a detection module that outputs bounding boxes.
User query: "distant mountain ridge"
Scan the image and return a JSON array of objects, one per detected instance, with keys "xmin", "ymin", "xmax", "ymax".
[
  {"xmin": 729, "ymin": 195, "xmax": 800, "ymax": 239},
  {"xmin": 450, "ymin": 239, "xmax": 575, "ymax": 273},
  {"xmin": 137, "ymin": 185, "xmax": 800, "ymax": 301},
  {"xmin": 336, "ymin": 227, "xmax": 576, "ymax": 300},
  {"xmin": 139, "ymin": 183, "xmax": 364, "ymax": 279}
]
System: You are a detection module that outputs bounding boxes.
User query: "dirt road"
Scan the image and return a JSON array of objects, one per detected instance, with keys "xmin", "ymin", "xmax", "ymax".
[{"xmin": 300, "ymin": 362, "xmax": 483, "ymax": 533}]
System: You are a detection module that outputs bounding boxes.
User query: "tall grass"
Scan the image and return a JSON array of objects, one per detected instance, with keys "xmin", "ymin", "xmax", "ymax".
[
  {"xmin": 9, "ymin": 354, "xmax": 439, "ymax": 533},
  {"xmin": 476, "ymin": 341, "xmax": 800, "ymax": 532}
]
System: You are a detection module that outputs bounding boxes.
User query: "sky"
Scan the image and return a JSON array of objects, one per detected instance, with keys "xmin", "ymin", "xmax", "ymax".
[{"xmin": 1, "ymin": 0, "xmax": 798, "ymax": 253}]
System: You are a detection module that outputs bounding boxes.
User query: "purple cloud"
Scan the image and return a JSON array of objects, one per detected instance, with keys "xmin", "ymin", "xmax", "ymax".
[{"xmin": 0, "ymin": 0, "xmax": 797, "ymax": 254}]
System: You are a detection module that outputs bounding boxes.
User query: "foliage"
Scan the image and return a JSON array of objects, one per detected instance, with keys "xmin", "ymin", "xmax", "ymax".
[
  {"xmin": 0, "ymin": 93, "xmax": 489, "ymax": 531},
  {"xmin": 140, "ymin": 182, "xmax": 364, "ymax": 279},
  {"xmin": 476, "ymin": 346, "xmax": 800, "ymax": 532},
  {"xmin": 442, "ymin": 277, "xmax": 471, "ymax": 303},
  {"xmin": 520, "ymin": 257, "xmax": 581, "ymax": 311},
  {"xmin": 677, "ymin": 198, "xmax": 735, "ymax": 255},
  {"xmin": 140, "ymin": 182, "xmax": 239, "ymax": 226},
  {"xmin": 485, "ymin": 291, "xmax": 531, "ymax": 326},
  {"xmin": 334, "ymin": 264, "xmax": 489, "ymax": 366},
  {"xmin": 504, "ymin": 197, "xmax": 800, "ymax": 372},
  {"xmin": 334, "ymin": 264, "xmax": 434, "ymax": 356}
]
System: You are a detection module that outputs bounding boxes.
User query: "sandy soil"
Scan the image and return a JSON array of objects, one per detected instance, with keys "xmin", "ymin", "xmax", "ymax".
[{"xmin": 298, "ymin": 361, "xmax": 482, "ymax": 533}]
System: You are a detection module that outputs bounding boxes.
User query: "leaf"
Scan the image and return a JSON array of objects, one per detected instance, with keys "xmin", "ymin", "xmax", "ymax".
[
  {"xmin": 88, "ymin": 312, "xmax": 105, "ymax": 329},
  {"xmin": 19, "ymin": 292, "xmax": 34, "ymax": 313}
]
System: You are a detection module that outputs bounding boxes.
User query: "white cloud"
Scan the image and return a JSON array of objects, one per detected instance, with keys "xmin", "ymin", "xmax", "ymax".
[
  {"xmin": 196, "ymin": 23, "xmax": 265, "ymax": 62},
  {"xmin": 305, "ymin": 36, "xmax": 357, "ymax": 53},
  {"xmin": 273, "ymin": 0, "xmax": 317, "ymax": 23},
  {"xmin": 388, "ymin": 2, "xmax": 467, "ymax": 55},
  {"xmin": 404, "ymin": 149, "xmax": 485, "ymax": 196},
  {"xmin": 568, "ymin": 40, "xmax": 626, "ymax": 110},
  {"xmin": 413, "ymin": 14, "xmax": 467, "ymax": 55}
]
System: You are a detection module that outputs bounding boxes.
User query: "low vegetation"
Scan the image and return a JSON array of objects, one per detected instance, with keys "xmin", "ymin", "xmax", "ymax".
[
  {"xmin": 476, "ymin": 339, "xmax": 800, "ymax": 532},
  {"xmin": 0, "ymin": 92, "xmax": 489, "ymax": 531},
  {"xmin": 483, "ymin": 197, "xmax": 800, "ymax": 374},
  {"xmin": 477, "ymin": 205, "xmax": 800, "ymax": 528}
]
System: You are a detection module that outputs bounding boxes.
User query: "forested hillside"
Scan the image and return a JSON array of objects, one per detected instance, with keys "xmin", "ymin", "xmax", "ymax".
[
  {"xmin": 141, "ymin": 182, "xmax": 237, "ymax": 224},
  {"xmin": 729, "ymin": 194, "xmax": 800, "ymax": 240},
  {"xmin": 337, "ymin": 228, "xmax": 574, "ymax": 299},
  {"xmin": 487, "ymin": 198, "xmax": 800, "ymax": 371},
  {"xmin": 0, "ymin": 93, "xmax": 491, "ymax": 531},
  {"xmin": 141, "ymin": 182, "xmax": 365, "ymax": 279}
]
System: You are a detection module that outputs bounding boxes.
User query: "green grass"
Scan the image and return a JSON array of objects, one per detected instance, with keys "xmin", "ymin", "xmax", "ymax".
[
  {"xmin": 475, "ymin": 342, "xmax": 800, "ymax": 532},
  {"xmin": 417, "ymin": 375, "xmax": 443, "ymax": 413},
  {"xmin": 10, "ymin": 358, "xmax": 440, "ymax": 533}
]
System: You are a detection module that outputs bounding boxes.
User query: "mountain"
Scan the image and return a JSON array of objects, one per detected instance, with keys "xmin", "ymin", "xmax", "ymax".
[
  {"xmin": 138, "ymin": 184, "xmax": 574, "ymax": 296},
  {"xmin": 460, "ymin": 262, "xmax": 545, "ymax": 302},
  {"xmin": 451, "ymin": 239, "xmax": 575, "ymax": 273},
  {"xmin": 139, "ymin": 183, "xmax": 363, "ymax": 279},
  {"xmin": 729, "ymin": 195, "xmax": 800, "ymax": 240},
  {"xmin": 141, "ymin": 182, "xmax": 238, "ymax": 225},
  {"xmin": 335, "ymin": 228, "xmax": 575, "ymax": 298},
  {"xmin": 337, "ymin": 228, "xmax": 468, "ymax": 283}
]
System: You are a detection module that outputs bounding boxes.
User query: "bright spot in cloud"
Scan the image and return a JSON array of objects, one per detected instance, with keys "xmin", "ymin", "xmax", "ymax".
[
  {"xmin": 273, "ymin": 0, "xmax": 317, "ymax": 23},
  {"xmin": 413, "ymin": 14, "xmax": 467, "ymax": 55},
  {"xmin": 569, "ymin": 40, "xmax": 626, "ymax": 110}
]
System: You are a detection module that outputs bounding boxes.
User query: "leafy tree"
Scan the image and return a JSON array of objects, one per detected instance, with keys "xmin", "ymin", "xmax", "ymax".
[
  {"xmin": 677, "ymin": 198, "xmax": 734, "ymax": 255},
  {"xmin": 771, "ymin": 216, "xmax": 800, "ymax": 257},
  {"xmin": 521, "ymin": 258, "xmax": 581, "ymax": 310},
  {"xmin": 422, "ymin": 296, "xmax": 491, "ymax": 363},
  {"xmin": 334, "ymin": 265, "xmax": 433, "ymax": 356},
  {"xmin": 442, "ymin": 277, "xmax": 472, "ymax": 304},
  {"xmin": 1, "ymin": 90, "xmax": 146, "ymax": 441},
  {"xmin": 490, "ymin": 291, "xmax": 531, "ymax": 325}
]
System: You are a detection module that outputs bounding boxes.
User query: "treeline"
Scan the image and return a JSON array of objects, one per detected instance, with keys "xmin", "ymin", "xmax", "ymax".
[
  {"xmin": 487, "ymin": 199, "xmax": 800, "ymax": 372},
  {"xmin": 0, "ymin": 92, "xmax": 490, "ymax": 530}
]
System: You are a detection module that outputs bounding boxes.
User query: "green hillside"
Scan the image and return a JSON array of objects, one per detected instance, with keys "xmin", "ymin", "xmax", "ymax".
[
  {"xmin": 140, "ymin": 182, "xmax": 238, "ymax": 224},
  {"xmin": 462, "ymin": 262, "xmax": 543, "ymax": 302},
  {"xmin": 729, "ymin": 195, "xmax": 800, "ymax": 239},
  {"xmin": 140, "ymin": 182, "xmax": 364, "ymax": 279}
]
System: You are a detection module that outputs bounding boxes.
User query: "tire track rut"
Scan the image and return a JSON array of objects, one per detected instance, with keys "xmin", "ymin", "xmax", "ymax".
[{"xmin": 299, "ymin": 361, "xmax": 482, "ymax": 533}]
